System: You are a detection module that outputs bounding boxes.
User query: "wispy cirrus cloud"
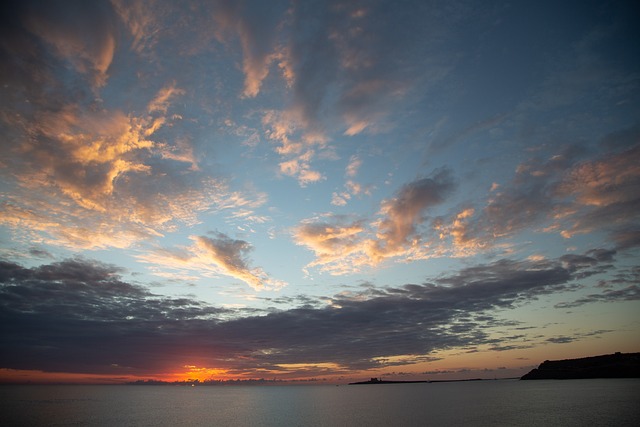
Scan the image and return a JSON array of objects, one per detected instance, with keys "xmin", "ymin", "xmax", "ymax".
[
  {"xmin": 286, "ymin": 1, "xmax": 457, "ymax": 136},
  {"xmin": 138, "ymin": 232, "xmax": 285, "ymax": 290},
  {"xmin": 211, "ymin": 1, "xmax": 465, "ymax": 186},
  {"xmin": 21, "ymin": 0, "xmax": 117, "ymax": 88},
  {"xmin": 212, "ymin": 0, "xmax": 290, "ymax": 98},
  {"xmin": 111, "ymin": 0, "xmax": 166, "ymax": 55}
]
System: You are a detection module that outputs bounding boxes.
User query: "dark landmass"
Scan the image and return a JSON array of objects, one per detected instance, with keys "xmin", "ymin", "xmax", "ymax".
[
  {"xmin": 349, "ymin": 378, "xmax": 430, "ymax": 385},
  {"xmin": 520, "ymin": 352, "xmax": 640, "ymax": 380},
  {"xmin": 348, "ymin": 377, "xmax": 485, "ymax": 385},
  {"xmin": 127, "ymin": 378, "xmax": 322, "ymax": 386}
]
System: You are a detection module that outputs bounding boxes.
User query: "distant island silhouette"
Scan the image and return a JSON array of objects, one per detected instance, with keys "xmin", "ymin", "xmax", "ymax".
[
  {"xmin": 520, "ymin": 352, "xmax": 640, "ymax": 380},
  {"xmin": 348, "ymin": 377, "xmax": 485, "ymax": 385},
  {"xmin": 349, "ymin": 378, "xmax": 429, "ymax": 385}
]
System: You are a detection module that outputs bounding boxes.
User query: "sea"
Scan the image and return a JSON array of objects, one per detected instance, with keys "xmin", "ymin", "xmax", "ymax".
[{"xmin": 1, "ymin": 379, "xmax": 639, "ymax": 426}]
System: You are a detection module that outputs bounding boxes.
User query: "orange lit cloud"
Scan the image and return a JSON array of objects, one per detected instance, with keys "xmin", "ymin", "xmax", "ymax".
[
  {"xmin": 111, "ymin": 0, "xmax": 163, "ymax": 54},
  {"xmin": 296, "ymin": 169, "xmax": 456, "ymax": 274},
  {"xmin": 24, "ymin": 2, "xmax": 116, "ymax": 88},
  {"xmin": 9, "ymin": 82, "xmax": 183, "ymax": 212},
  {"xmin": 331, "ymin": 156, "xmax": 370, "ymax": 207},
  {"xmin": 0, "ymin": 200, "xmax": 160, "ymax": 250},
  {"xmin": 296, "ymin": 142, "xmax": 640, "ymax": 276},
  {"xmin": 294, "ymin": 218, "xmax": 369, "ymax": 274},
  {"xmin": 138, "ymin": 233, "xmax": 286, "ymax": 291},
  {"xmin": 211, "ymin": 1, "xmax": 287, "ymax": 98},
  {"xmin": 346, "ymin": 155, "xmax": 362, "ymax": 177},
  {"xmin": 433, "ymin": 208, "xmax": 487, "ymax": 257},
  {"xmin": 341, "ymin": 79, "xmax": 407, "ymax": 136},
  {"xmin": 0, "ymin": 368, "xmax": 141, "ymax": 385},
  {"xmin": 426, "ymin": 143, "xmax": 640, "ymax": 253},
  {"xmin": 262, "ymin": 110, "xmax": 328, "ymax": 186},
  {"xmin": 0, "ymin": 81, "xmax": 265, "ymax": 251},
  {"xmin": 372, "ymin": 169, "xmax": 455, "ymax": 257},
  {"xmin": 558, "ymin": 146, "xmax": 639, "ymax": 207},
  {"xmin": 556, "ymin": 145, "xmax": 640, "ymax": 238}
]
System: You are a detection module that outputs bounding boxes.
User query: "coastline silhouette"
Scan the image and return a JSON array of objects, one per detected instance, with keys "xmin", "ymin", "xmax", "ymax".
[{"xmin": 520, "ymin": 352, "xmax": 640, "ymax": 380}]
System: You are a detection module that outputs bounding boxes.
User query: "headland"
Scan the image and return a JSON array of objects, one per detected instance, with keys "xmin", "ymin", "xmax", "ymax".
[{"xmin": 520, "ymin": 352, "xmax": 640, "ymax": 380}]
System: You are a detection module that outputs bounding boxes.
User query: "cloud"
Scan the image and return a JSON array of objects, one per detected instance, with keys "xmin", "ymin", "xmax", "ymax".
[
  {"xmin": 330, "ymin": 156, "xmax": 370, "ymax": 207},
  {"xmin": 427, "ymin": 114, "xmax": 507, "ymax": 156},
  {"xmin": 1, "ymin": 0, "xmax": 274, "ymax": 251},
  {"xmin": 0, "ymin": 259, "xmax": 229, "ymax": 375},
  {"xmin": 0, "ymin": 200, "xmax": 159, "ymax": 250},
  {"xmin": 111, "ymin": 0, "xmax": 165, "ymax": 54},
  {"xmin": 436, "ymin": 140, "xmax": 640, "ymax": 255},
  {"xmin": 278, "ymin": 151, "xmax": 325, "ymax": 186},
  {"xmin": 294, "ymin": 217, "xmax": 368, "ymax": 274},
  {"xmin": 262, "ymin": 110, "xmax": 328, "ymax": 186},
  {"xmin": 346, "ymin": 155, "xmax": 362, "ymax": 177},
  {"xmin": 296, "ymin": 169, "xmax": 456, "ymax": 274},
  {"xmin": 195, "ymin": 234, "xmax": 283, "ymax": 290},
  {"xmin": 138, "ymin": 232, "xmax": 285, "ymax": 291},
  {"xmin": 286, "ymin": 1, "xmax": 457, "ymax": 135},
  {"xmin": 10, "ymin": 105, "xmax": 157, "ymax": 212},
  {"xmin": 147, "ymin": 81, "xmax": 185, "ymax": 114},
  {"xmin": 545, "ymin": 336, "xmax": 575, "ymax": 344},
  {"xmin": 470, "ymin": 154, "xmax": 566, "ymax": 239},
  {"xmin": 555, "ymin": 285, "xmax": 640, "ymax": 309},
  {"xmin": 0, "ymin": 252, "xmax": 620, "ymax": 376},
  {"xmin": 611, "ymin": 229, "xmax": 640, "ymax": 251},
  {"xmin": 555, "ymin": 143, "xmax": 640, "ymax": 239},
  {"xmin": 234, "ymin": 1, "xmax": 465, "ymax": 185},
  {"xmin": 211, "ymin": 0, "xmax": 290, "ymax": 98},
  {"xmin": 0, "ymin": 88, "xmax": 187, "ymax": 247},
  {"xmin": 432, "ymin": 207, "xmax": 487, "ymax": 257},
  {"xmin": 20, "ymin": 0, "xmax": 117, "ymax": 88},
  {"xmin": 330, "ymin": 192, "xmax": 350, "ymax": 207},
  {"xmin": 0, "ymin": 40, "xmax": 267, "ymax": 252},
  {"xmin": 373, "ymin": 168, "xmax": 455, "ymax": 258}
]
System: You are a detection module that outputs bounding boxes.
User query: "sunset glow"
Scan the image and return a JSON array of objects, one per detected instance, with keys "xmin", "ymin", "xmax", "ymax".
[{"xmin": 1, "ymin": 0, "xmax": 638, "ymax": 384}]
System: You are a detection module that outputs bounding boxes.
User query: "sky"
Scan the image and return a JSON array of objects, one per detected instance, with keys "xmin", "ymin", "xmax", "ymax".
[{"xmin": 0, "ymin": 0, "xmax": 639, "ymax": 384}]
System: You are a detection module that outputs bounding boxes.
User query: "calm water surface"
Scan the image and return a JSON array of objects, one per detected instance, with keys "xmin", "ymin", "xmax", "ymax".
[{"xmin": 1, "ymin": 379, "xmax": 639, "ymax": 426}]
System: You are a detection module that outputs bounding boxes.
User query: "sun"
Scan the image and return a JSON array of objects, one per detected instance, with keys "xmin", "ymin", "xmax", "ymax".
[{"xmin": 171, "ymin": 365, "xmax": 230, "ymax": 382}]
